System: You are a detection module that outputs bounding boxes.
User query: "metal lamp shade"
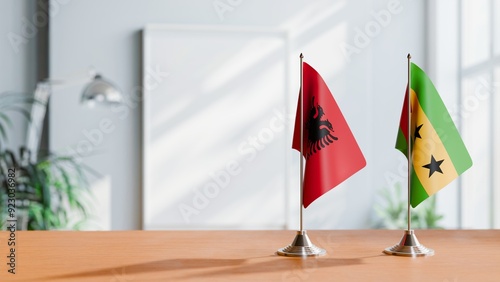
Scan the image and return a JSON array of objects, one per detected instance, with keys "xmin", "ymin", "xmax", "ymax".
[{"xmin": 81, "ymin": 74, "xmax": 122, "ymax": 106}]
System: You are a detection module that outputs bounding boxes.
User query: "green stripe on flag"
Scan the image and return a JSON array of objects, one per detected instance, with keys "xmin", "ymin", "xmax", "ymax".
[
  {"xmin": 395, "ymin": 128, "xmax": 407, "ymax": 157},
  {"xmin": 410, "ymin": 63, "xmax": 473, "ymax": 173},
  {"xmin": 410, "ymin": 165, "xmax": 429, "ymax": 208}
]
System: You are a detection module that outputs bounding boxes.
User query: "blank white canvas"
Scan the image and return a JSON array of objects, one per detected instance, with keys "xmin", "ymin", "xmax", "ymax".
[{"xmin": 142, "ymin": 25, "xmax": 290, "ymax": 229}]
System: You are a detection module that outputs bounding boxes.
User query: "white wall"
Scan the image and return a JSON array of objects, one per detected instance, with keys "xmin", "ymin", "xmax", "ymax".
[
  {"xmin": 49, "ymin": 0, "xmax": 425, "ymax": 230},
  {"xmin": 0, "ymin": 0, "xmax": 37, "ymax": 150}
]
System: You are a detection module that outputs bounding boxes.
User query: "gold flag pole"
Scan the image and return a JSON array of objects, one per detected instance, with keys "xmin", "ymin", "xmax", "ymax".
[
  {"xmin": 277, "ymin": 53, "xmax": 326, "ymax": 257},
  {"xmin": 383, "ymin": 54, "xmax": 434, "ymax": 257}
]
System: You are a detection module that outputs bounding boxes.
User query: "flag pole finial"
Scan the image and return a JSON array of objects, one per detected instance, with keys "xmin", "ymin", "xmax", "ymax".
[
  {"xmin": 407, "ymin": 53, "xmax": 411, "ymax": 60},
  {"xmin": 300, "ymin": 53, "xmax": 303, "ymax": 59}
]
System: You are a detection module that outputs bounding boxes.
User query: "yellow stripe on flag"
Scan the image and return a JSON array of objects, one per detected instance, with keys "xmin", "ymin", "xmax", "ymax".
[{"xmin": 410, "ymin": 89, "xmax": 458, "ymax": 196}]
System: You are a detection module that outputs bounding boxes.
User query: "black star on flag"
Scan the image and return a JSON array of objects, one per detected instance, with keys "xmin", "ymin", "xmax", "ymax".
[
  {"xmin": 422, "ymin": 155, "xmax": 444, "ymax": 177},
  {"xmin": 414, "ymin": 124, "xmax": 423, "ymax": 140}
]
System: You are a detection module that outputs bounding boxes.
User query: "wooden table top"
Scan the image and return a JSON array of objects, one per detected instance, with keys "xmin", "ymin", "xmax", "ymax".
[{"xmin": 0, "ymin": 229, "xmax": 499, "ymax": 281}]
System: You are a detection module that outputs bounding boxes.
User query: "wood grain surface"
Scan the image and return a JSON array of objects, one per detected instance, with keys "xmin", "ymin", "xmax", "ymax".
[{"xmin": 0, "ymin": 230, "xmax": 499, "ymax": 281}]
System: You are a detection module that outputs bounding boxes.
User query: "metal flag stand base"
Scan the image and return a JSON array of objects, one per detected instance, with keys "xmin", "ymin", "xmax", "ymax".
[
  {"xmin": 277, "ymin": 230, "xmax": 326, "ymax": 257},
  {"xmin": 383, "ymin": 230, "xmax": 434, "ymax": 257}
]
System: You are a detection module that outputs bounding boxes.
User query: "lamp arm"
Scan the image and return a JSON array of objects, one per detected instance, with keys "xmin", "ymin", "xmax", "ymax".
[
  {"xmin": 43, "ymin": 67, "xmax": 97, "ymax": 90},
  {"xmin": 25, "ymin": 67, "xmax": 97, "ymax": 161},
  {"xmin": 25, "ymin": 68, "xmax": 121, "ymax": 161},
  {"xmin": 25, "ymin": 82, "xmax": 51, "ymax": 162}
]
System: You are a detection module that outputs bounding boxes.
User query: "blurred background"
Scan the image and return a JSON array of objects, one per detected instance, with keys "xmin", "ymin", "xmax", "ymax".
[{"xmin": 0, "ymin": 0, "xmax": 498, "ymax": 230}]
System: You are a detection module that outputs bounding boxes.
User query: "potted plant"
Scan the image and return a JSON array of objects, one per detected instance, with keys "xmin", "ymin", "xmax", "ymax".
[{"xmin": 0, "ymin": 92, "xmax": 93, "ymax": 230}]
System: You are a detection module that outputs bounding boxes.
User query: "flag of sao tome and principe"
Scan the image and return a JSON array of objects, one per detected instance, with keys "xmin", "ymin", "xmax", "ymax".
[
  {"xmin": 396, "ymin": 62, "xmax": 473, "ymax": 208},
  {"xmin": 292, "ymin": 62, "xmax": 366, "ymax": 208}
]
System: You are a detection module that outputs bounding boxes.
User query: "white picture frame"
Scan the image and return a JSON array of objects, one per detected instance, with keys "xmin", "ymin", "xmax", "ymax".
[{"xmin": 142, "ymin": 24, "xmax": 291, "ymax": 230}]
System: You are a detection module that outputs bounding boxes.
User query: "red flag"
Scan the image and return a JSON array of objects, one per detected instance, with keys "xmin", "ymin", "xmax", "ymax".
[{"xmin": 292, "ymin": 62, "xmax": 366, "ymax": 208}]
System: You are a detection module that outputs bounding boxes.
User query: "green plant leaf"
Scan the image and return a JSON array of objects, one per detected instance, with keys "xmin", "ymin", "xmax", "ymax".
[{"xmin": 1, "ymin": 145, "xmax": 94, "ymax": 230}]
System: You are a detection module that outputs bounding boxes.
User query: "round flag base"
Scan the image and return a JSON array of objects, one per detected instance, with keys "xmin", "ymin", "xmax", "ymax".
[
  {"xmin": 383, "ymin": 230, "xmax": 434, "ymax": 257},
  {"xmin": 277, "ymin": 230, "xmax": 326, "ymax": 257}
]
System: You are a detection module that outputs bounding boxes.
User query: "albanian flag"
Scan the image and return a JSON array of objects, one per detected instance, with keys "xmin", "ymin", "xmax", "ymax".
[
  {"xmin": 396, "ymin": 62, "xmax": 472, "ymax": 207},
  {"xmin": 292, "ymin": 62, "xmax": 366, "ymax": 208}
]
